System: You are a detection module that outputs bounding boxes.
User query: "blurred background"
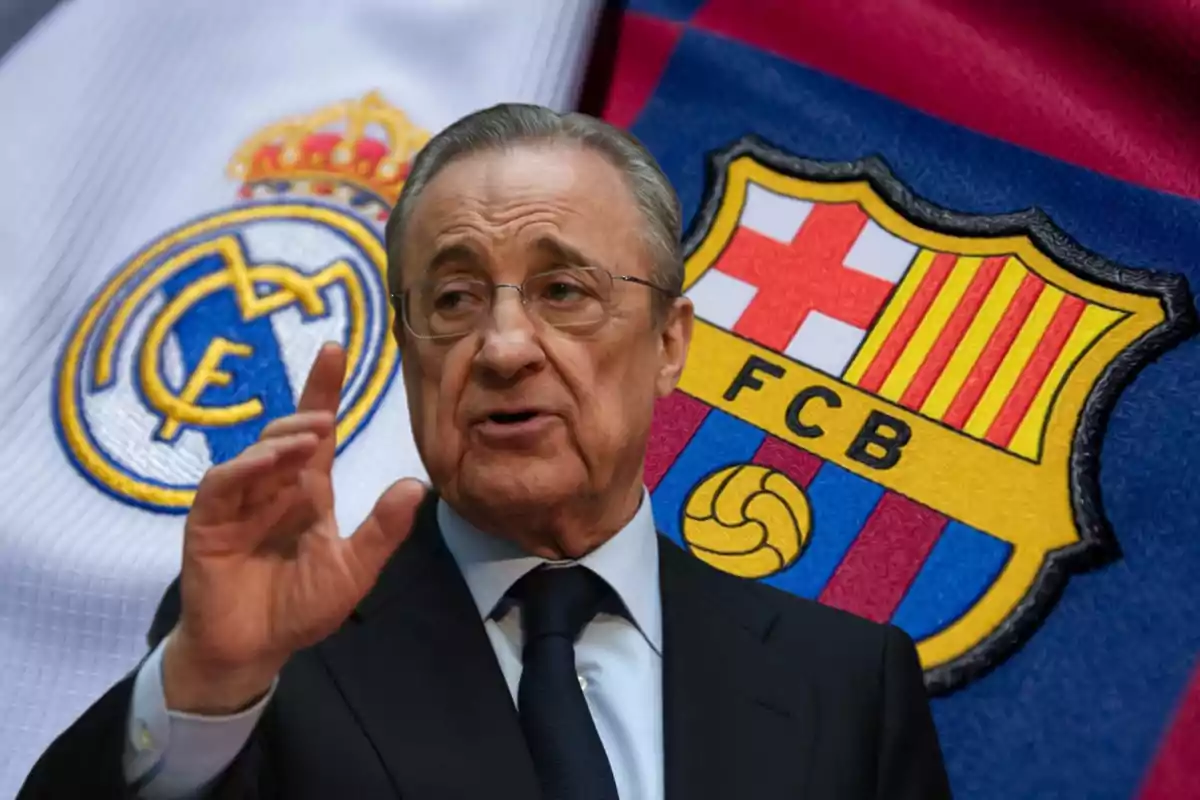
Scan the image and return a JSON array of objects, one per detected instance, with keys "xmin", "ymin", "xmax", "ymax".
[{"xmin": 1, "ymin": 1, "xmax": 1197, "ymax": 797}]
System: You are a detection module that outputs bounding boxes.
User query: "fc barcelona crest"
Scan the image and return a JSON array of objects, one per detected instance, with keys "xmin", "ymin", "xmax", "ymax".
[{"xmin": 648, "ymin": 137, "xmax": 1195, "ymax": 692}]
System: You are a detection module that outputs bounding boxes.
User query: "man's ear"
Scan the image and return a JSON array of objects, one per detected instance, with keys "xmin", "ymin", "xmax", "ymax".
[{"xmin": 655, "ymin": 296, "xmax": 694, "ymax": 398}]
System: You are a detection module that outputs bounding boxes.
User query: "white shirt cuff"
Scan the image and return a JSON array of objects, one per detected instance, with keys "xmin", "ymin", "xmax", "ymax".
[{"xmin": 124, "ymin": 638, "xmax": 276, "ymax": 799}]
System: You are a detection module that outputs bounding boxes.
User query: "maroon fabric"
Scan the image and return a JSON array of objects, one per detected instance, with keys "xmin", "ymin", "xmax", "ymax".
[
  {"xmin": 1138, "ymin": 662, "xmax": 1200, "ymax": 800},
  {"xmin": 594, "ymin": 11, "xmax": 682, "ymax": 130},
  {"xmin": 691, "ymin": 0, "xmax": 1200, "ymax": 198}
]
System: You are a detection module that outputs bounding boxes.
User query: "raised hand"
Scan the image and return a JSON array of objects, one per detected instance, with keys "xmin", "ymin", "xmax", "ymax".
[{"xmin": 162, "ymin": 343, "xmax": 426, "ymax": 714}]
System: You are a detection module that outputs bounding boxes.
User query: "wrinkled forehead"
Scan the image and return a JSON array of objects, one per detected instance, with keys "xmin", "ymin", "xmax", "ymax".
[{"xmin": 392, "ymin": 144, "xmax": 648, "ymax": 287}]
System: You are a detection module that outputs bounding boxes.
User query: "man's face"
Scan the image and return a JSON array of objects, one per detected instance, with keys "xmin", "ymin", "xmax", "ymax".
[{"xmin": 396, "ymin": 143, "xmax": 692, "ymax": 534}]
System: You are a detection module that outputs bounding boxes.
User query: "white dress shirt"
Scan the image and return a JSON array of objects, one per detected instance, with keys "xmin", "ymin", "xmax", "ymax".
[{"xmin": 124, "ymin": 492, "xmax": 664, "ymax": 800}]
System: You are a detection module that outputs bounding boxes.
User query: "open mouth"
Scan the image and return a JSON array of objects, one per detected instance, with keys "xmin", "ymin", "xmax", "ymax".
[{"xmin": 487, "ymin": 410, "xmax": 539, "ymax": 425}]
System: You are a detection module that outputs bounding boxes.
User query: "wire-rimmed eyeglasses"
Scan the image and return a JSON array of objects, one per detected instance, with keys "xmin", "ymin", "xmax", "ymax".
[{"xmin": 390, "ymin": 265, "xmax": 677, "ymax": 340}]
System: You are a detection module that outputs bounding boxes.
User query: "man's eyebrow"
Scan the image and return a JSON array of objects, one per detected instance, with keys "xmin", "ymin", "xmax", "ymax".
[
  {"xmin": 534, "ymin": 237, "xmax": 595, "ymax": 268},
  {"xmin": 426, "ymin": 243, "xmax": 483, "ymax": 274}
]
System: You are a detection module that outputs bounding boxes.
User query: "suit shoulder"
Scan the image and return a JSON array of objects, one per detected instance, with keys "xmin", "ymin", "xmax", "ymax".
[
  {"xmin": 691, "ymin": 552, "xmax": 899, "ymax": 666},
  {"xmin": 756, "ymin": 577, "xmax": 895, "ymax": 642},
  {"xmin": 148, "ymin": 576, "xmax": 182, "ymax": 648}
]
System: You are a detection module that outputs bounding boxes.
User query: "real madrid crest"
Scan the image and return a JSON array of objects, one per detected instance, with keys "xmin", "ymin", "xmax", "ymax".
[{"xmin": 56, "ymin": 92, "xmax": 428, "ymax": 512}]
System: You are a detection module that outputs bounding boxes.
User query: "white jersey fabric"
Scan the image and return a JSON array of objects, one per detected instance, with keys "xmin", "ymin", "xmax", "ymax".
[{"xmin": 0, "ymin": 1, "xmax": 602, "ymax": 792}]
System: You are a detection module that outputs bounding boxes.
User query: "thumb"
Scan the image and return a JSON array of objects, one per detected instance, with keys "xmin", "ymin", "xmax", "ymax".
[{"xmin": 343, "ymin": 478, "xmax": 428, "ymax": 587}]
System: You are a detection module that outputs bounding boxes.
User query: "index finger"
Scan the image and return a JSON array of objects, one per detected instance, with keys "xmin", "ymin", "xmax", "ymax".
[
  {"xmin": 190, "ymin": 433, "xmax": 319, "ymax": 525},
  {"xmin": 297, "ymin": 343, "xmax": 347, "ymax": 415}
]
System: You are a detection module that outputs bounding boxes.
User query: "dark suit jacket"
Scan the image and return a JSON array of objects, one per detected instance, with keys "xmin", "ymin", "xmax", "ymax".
[{"xmin": 19, "ymin": 493, "xmax": 951, "ymax": 799}]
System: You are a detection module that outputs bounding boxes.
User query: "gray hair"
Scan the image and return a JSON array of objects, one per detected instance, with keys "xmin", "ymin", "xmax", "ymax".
[{"xmin": 384, "ymin": 103, "xmax": 683, "ymax": 301}]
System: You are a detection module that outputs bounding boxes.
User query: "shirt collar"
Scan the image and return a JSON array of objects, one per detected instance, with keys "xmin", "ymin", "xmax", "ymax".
[{"xmin": 436, "ymin": 490, "xmax": 662, "ymax": 654}]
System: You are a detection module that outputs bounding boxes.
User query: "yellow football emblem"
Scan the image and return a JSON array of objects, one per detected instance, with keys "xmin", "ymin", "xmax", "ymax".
[{"xmin": 682, "ymin": 464, "xmax": 811, "ymax": 579}]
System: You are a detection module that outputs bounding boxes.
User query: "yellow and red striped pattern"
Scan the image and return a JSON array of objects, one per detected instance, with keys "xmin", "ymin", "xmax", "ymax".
[{"xmin": 843, "ymin": 251, "xmax": 1124, "ymax": 460}]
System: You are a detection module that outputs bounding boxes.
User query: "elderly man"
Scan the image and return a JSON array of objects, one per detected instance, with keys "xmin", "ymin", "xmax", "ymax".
[{"xmin": 21, "ymin": 105, "xmax": 951, "ymax": 799}]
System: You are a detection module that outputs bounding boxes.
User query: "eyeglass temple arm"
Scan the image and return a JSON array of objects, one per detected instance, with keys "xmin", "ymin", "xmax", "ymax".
[{"xmin": 614, "ymin": 274, "xmax": 680, "ymax": 297}]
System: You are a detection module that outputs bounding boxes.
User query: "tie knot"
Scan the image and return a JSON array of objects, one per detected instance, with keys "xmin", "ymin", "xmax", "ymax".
[{"xmin": 511, "ymin": 565, "xmax": 611, "ymax": 642}]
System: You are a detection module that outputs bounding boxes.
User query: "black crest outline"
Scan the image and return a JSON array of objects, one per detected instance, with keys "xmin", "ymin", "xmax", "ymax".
[{"xmin": 680, "ymin": 135, "xmax": 1198, "ymax": 695}]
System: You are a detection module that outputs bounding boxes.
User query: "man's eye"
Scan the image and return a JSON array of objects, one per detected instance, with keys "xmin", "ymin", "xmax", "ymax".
[
  {"xmin": 542, "ymin": 281, "xmax": 587, "ymax": 302},
  {"xmin": 433, "ymin": 291, "xmax": 465, "ymax": 309},
  {"xmin": 432, "ymin": 287, "xmax": 484, "ymax": 313}
]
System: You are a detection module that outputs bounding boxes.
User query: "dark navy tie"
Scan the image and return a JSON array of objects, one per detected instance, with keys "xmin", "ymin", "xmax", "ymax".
[{"xmin": 512, "ymin": 565, "xmax": 620, "ymax": 800}]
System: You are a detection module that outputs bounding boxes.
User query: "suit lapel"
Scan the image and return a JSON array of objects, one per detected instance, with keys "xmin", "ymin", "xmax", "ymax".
[
  {"xmin": 660, "ymin": 537, "xmax": 817, "ymax": 800},
  {"xmin": 317, "ymin": 494, "xmax": 539, "ymax": 799}
]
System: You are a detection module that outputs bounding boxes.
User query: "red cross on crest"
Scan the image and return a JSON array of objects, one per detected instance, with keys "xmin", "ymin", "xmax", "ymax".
[{"xmin": 718, "ymin": 202, "xmax": 894, "ymax": 351}]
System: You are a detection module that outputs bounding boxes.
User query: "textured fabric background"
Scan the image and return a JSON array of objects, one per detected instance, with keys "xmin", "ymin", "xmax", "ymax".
[
  {"xmin": 0, "ymin": 1, "xmax": 601, "ymax": 793},
  {"xmin": 582, "ymin": 1, "xmax": 1200, "ymax": 798},
  {"xmin": 4, "ymin": 1, "xmax": 1199, "ymax": 798}
]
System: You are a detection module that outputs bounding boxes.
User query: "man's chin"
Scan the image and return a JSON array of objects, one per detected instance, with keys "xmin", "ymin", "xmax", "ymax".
[{"xmin": 455, "ymin": 455, "xmax": 584, "ymax": 513}]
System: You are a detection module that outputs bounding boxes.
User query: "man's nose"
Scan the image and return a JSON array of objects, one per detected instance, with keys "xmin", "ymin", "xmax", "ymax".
[{"xmin": 473, "ymin": 288, "xmax": 546, "ymax": 379}]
